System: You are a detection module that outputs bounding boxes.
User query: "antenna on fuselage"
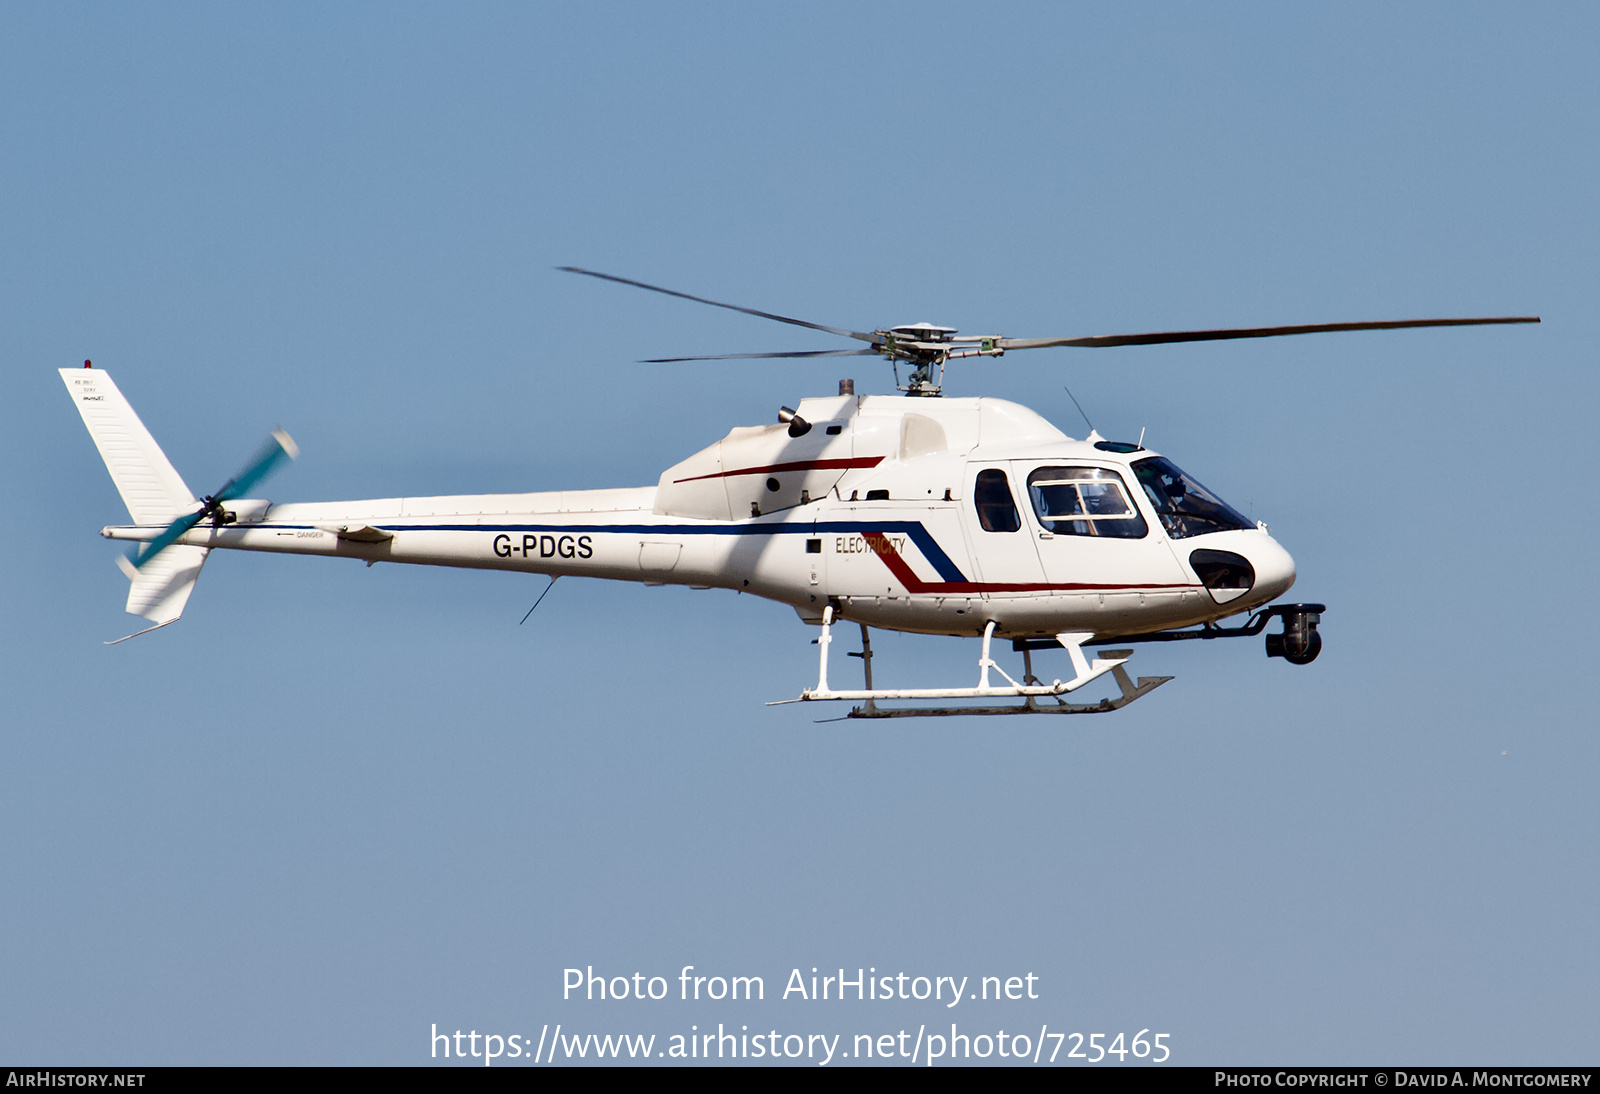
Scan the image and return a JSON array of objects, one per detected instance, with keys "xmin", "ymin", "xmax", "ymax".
[
  {"xmin": 519, "ymin": 577, "xmax": 558, "ymax": 625},
  {"xmin": 1063, "ymin": 384, "xmax": 1095, "ymax": 437}
]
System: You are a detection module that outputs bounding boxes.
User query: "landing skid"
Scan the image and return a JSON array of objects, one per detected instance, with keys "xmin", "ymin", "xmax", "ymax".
[{"xmin": 769, "ymin": 608, "xmax": 1172, "ymax": 719}]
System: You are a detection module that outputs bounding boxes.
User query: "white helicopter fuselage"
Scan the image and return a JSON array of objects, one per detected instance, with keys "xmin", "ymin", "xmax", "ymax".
[
  {"xmin": 74, "ymin": 266, "xmax": 1532, "ymax": 703},
  {"xmin": 99, "ymin": 390, "xmax": 1294, "ymax": 641}
]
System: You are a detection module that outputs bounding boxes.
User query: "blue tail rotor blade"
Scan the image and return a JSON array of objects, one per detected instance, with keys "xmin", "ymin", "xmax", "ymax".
[
  {"xmin": 132, "ymin": 509, "xmax": 207, "ymax": 570},
  {"xmin": 217, "ymin": 428, "xmax": 299, "ymax": 502},
  {"xmin": 129, "ymin": 429, "xmax": 298, "ymax": 571}
]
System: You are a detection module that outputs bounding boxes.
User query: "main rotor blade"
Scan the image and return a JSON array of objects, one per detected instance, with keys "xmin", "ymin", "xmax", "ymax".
[
  {"xmin": 558, "ymin": 266, "xmax": 878, "ymax": 344},
  {"xmin": 999, "ymin": 316, "xmax": 1540, "ymax": 351},
  {"xmin": 642, "ymin": 348, "xmax": 880, "ymax": 363}
]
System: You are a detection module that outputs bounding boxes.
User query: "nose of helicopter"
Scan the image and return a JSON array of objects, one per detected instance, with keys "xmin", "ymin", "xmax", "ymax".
[{"xmin": 1249, "ymin": 535, "xmax": 1297, "ymax": 602}]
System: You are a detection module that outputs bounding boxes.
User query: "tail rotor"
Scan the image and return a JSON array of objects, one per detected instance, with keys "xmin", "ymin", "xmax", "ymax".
[{"xmin": 127, "ymin": 428, "xmax": 299, "ymax": 570}]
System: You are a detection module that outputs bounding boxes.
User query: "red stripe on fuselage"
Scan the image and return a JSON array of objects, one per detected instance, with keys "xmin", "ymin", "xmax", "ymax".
[
  {"xmin": 673, "ymin": 456, "xmax": 883, "ymax": 484},
  {"xmin": 860, "ymin": 532, "xmax": 1196, "ymax": 594}
]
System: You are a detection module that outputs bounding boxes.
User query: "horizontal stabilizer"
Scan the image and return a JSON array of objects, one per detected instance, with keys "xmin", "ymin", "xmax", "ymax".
[{"xmin": 320, "ymin": 523, "xmax": 394, "ymax": 543}]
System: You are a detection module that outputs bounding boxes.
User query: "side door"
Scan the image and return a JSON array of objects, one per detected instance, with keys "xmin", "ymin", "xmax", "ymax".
[
  {"xmin": 963, "ymin": 464, "xmax": 1046, "ymax": 599},
  {"xmin": 1020, "ymin": 462, "xmax": 1194, "ymax": 628}
]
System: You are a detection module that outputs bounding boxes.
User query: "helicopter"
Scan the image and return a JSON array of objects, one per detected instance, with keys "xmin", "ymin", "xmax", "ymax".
[{"xmin": 61, "ymin": 269, "xmax": 1538, "ymax": 717}]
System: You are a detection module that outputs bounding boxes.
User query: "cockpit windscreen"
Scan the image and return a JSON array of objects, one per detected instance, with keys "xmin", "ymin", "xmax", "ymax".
[{"xmin": 1132, "ymin": 456, "xmax": 1256, "ymax": 539}]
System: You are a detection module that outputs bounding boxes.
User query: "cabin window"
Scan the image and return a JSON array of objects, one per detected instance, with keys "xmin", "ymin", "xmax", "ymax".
[
  {"xmin": 974, "ymin": 469, "xmax": 1021, "ymax": 533},
  {"xmin": 1027, "ymin": 466, "xmax": 1148, "ymax": 538}
]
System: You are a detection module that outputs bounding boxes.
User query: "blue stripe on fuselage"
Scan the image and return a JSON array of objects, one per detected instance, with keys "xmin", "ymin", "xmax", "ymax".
[{"xmin": 248, "ymin": 519, "xmax": 971, "ymax": 583}]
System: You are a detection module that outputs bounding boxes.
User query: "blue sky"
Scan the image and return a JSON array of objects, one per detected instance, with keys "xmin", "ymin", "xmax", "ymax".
[{"xmin": 3, "ymin": 3, "xmax": 1596, "ymax": 1065}]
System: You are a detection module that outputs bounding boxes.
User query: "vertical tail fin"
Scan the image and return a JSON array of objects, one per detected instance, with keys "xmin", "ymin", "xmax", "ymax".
[
  {"xmin": 60, "ymin": 367, "xmax": 195, "ymax": 524},
  {"xmin": 61, "ymin": 367, "xmax": 210, "ymax": 633},
  {"xmin": 107, "ymin": 544, "xmax": 210, "ymax": 636}
]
